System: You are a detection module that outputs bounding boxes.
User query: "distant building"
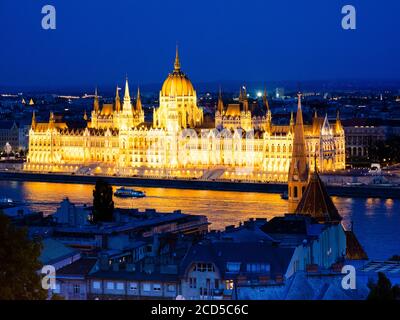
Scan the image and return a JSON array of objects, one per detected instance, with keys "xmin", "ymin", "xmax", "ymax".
[
  {"xmin": 0, "ymin": 120, "xmax": 30, "ymax": 152},
  {"xmin": 53, "ymin": 198, "xmax": 91, "ymax": 227},
  {"xmin": 0, "ymin": 121, "xmax": 19, "ymax": 152},
  {"xmin": 18, "ymin": 123, "xmax": 31, "ymax": 151},
  {"xmin": 342, "ymin": 118, "xmax": 400, "ymax": 163},
  {"xmin": 51, "ymin": 203, "xmax": 208, "ymax": 251},
  {"xmin": 25, "ymin": 48, "xmax": 345, "ymax": 182},
  {"xmin": 54, "ymin": 258, "xmax": 98, "ymax": 300},
  {"xmin": 39, "ymin": 238, "xmax": 81, "ymax": 271},
  {"xmin": 87, "ymin": 269, "xmax": 180, "ymax": 300},
  {"xmin": 180, "ymin": 241, "xmax": 295, "ymax": 300}
]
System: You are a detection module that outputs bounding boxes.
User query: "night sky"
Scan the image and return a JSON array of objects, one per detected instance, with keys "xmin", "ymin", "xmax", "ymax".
[{"xmin": 1, "ymin": 0, "xmax": 399, "ymax": 89}]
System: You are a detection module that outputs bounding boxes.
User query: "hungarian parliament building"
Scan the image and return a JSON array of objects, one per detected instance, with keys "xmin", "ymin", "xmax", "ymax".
[{"xmin": 25, "ymin": 48, "xmax": 346, "ymax": 182}]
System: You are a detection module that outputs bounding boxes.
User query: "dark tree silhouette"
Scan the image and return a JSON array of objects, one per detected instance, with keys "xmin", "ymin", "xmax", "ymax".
[
  {"xmin": 367, "ymin": 272, "xmax": 400, "ymax": 300},
  {"xmin": 0, "ymin": 213, "xmax": 47, "ymax": 299},
  {"xmin": 92, "ymin": 179, "xmax": 114, "ymax": 223}
]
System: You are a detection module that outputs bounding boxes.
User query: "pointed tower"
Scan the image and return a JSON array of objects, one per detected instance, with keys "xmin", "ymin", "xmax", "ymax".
[
  {"xmin": 136, "ymin": 87, "xmax": 142, "ymax": 112},
  {"xmin": 239, "ymin": 87, "xmax": 243, "ymax": 102},
  {"xmin": 49, "ymin": 111, "xmax": 55, "ymax": 129},
  {"xmin": 115, "ymin": 86, "xmax": 121, "ymax": 112},
  {"xmin": 321, "ymin": 113, "xmax": 332, "ymax": 135},
  {"xmin": 334, "ymin": 110, "xmax": 344, "ymax": 135},
  {"xmin": 288, "ymin": 93, "xmax": 309, "ymax": 213},
  {"xmin": 93, "ymin": 88, "xmax": 99, "ymax": 113},
  {"xmin": 312, "ymin": 110, "xmax": 320, "ymax": 135},
  {"xmin": 122, "ymin": 77, "xmax": 131, "ymax": 112},
  {"xmin": 263, "ymin": 87, "xmax": 270, "ymax": 113},
  {"xmin": 83, "ymin": 110, "xmax": 88, "ymax": 121},
  {"xmin": 118, "ymin": 77, "xmax": 135, "ymax": 130},
  {"xmin": 295, "ymin": 161, "xmax": 342, "ymax": 223},
  {"xmin": 289, "ymin": 112, "xmax": 294, "ymax": 130},
  {"xmin": 217, "ymin": 87, "xmax": 224, "ymax": 114},
  {"xmin": 264, "ymin": 87, "xmax": 272, "ymax": 130},
  {"xmin": 31, "ymin": 111, "xmax": 36, "ymax": 130},
  {"xmin": 242, "ymin": 86, "xmax": 249, "ymax": 112},
  {"xmin": 174, "ymin": 44, "xmax": 181, "ymax": 72}
]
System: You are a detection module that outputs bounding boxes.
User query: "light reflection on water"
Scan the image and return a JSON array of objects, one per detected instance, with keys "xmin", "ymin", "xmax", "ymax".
[{"xmin": 0, "ymin": 181, "xmax": 399, "ymax": 260}]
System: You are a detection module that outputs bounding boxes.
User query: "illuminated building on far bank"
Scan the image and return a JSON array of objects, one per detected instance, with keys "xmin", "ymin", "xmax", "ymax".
[{"xmin": 25, "ymin": 47, "xmax": 345, "ymax": 182}]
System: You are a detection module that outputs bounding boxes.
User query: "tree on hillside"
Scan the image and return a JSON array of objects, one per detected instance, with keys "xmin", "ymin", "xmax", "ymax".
[
  {"xmin": 0, "ymin": 213, "xmax": 47, "ymax": 300},
  {"xmin": 92, "ymin": 179, "xmax": 114, "ymax": 223},
  {"xmin": 367, "ymin": 272, "xmax": 400, "ymax": 300}
]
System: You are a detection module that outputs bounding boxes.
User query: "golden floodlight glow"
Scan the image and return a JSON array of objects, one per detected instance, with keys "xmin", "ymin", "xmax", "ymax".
[{"xmin": 26, "ymin": 48, "xmax": 345, "ymax": 182}]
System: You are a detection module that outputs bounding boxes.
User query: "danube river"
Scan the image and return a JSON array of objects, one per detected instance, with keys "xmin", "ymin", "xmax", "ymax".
[{"xmin": 1, "ymin": 180, "xmax": 399, "ymax": 260}]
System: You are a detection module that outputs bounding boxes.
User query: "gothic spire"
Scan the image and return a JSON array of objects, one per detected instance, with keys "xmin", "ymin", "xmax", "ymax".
[
  {"xmin": 335, "ymin": 110, "xmax": 343, "ymax": 134},
  {"xmin": 124, "ymin": 77, "xmax": 130, "ymax": 102},
  {"xmin": 93, "ymin": 87, "xmax": 99, "ymax": 113},
  {"xmin": 289, "ymin": 111, "xmax": 294, "ymax": 127},
  {"xmin": 287, "ymin": 93, "xmax": 309, "ymax": 213},
  {"xmin": 217, "ymin": 86, "xmax": 224, "ymax": 114},
  {"xmin": 136, "ymin": 86, "xmax": 142, "ymax": 112},
  {"xmin": 115, "ymin": 85, "xmax": 121, "ymax": 112},
  {"xmin": 31, "ymin": 111, "xmax": 36, "ymax": 130},
  {"xmin": 263, "ymin": 87, "xmax": 270, "ymax": 113},
  {"xmin": 242, "ymin": 85, "xmax": 248, "ymax": 112},
  {"xmin": 289, "ymin": 94, "xmax": 308, "ymax": 178},
  {"xmin": 49, "ymin": 111, "xmax": 55, "ymax": 129}
]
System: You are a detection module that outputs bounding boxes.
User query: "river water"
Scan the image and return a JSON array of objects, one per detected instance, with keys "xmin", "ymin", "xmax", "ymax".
[{"xmin": 0, "ymin": 180, "xmax": 399, "ymax": 260}]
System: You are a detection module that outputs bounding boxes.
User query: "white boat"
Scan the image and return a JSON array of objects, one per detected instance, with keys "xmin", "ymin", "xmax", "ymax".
[
  {"xmin": 114, "ymin": 187, "xmax": 146, "ymax": 198},
  {"xmin": 0, "ymin": 198, "xmax": 14, "ymax": 208}
]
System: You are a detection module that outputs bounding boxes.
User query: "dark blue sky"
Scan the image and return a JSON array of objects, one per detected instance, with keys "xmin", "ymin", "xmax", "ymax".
[{"xmin": 1, "ymin": 0, "xmax": 399, "ymax": 89}]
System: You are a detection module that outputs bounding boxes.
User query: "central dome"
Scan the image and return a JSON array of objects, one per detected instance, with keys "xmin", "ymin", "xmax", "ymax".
[{"xmin": 161, "ymin": 47, "xmax": 195, "ymax": 97}]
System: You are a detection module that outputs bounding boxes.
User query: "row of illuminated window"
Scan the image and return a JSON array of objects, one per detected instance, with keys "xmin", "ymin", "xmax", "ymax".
[
  {"xmin": 226, "ymin": 262, "xmax": 271, "ymax": 273},
  {"xmin": 189, "ymin": 278, "xmax": 219, "ymax": 290},
  {"xmin": 92, "ymin": 281, "xmax": 176, "ymax": 293},
  {"xmin": 192, "ymin": 263, "xmax": 215, "ymax": 272}
]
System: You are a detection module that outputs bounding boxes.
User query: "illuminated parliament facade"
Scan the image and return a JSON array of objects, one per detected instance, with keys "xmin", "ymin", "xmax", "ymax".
[{"xmin": 25, "ymin": 48, "xmax": 345, "ymax": 182}]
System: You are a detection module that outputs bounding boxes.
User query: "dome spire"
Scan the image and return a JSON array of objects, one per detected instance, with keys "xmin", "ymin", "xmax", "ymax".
[{"xmin": 174, "ymin": 43, "xmax": 181, "ymax": 71}]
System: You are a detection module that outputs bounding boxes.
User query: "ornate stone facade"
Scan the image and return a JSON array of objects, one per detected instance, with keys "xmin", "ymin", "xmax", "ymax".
[{"xmin": 25, "ymin": 48, "xmax": 345, "ymax": 182}]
